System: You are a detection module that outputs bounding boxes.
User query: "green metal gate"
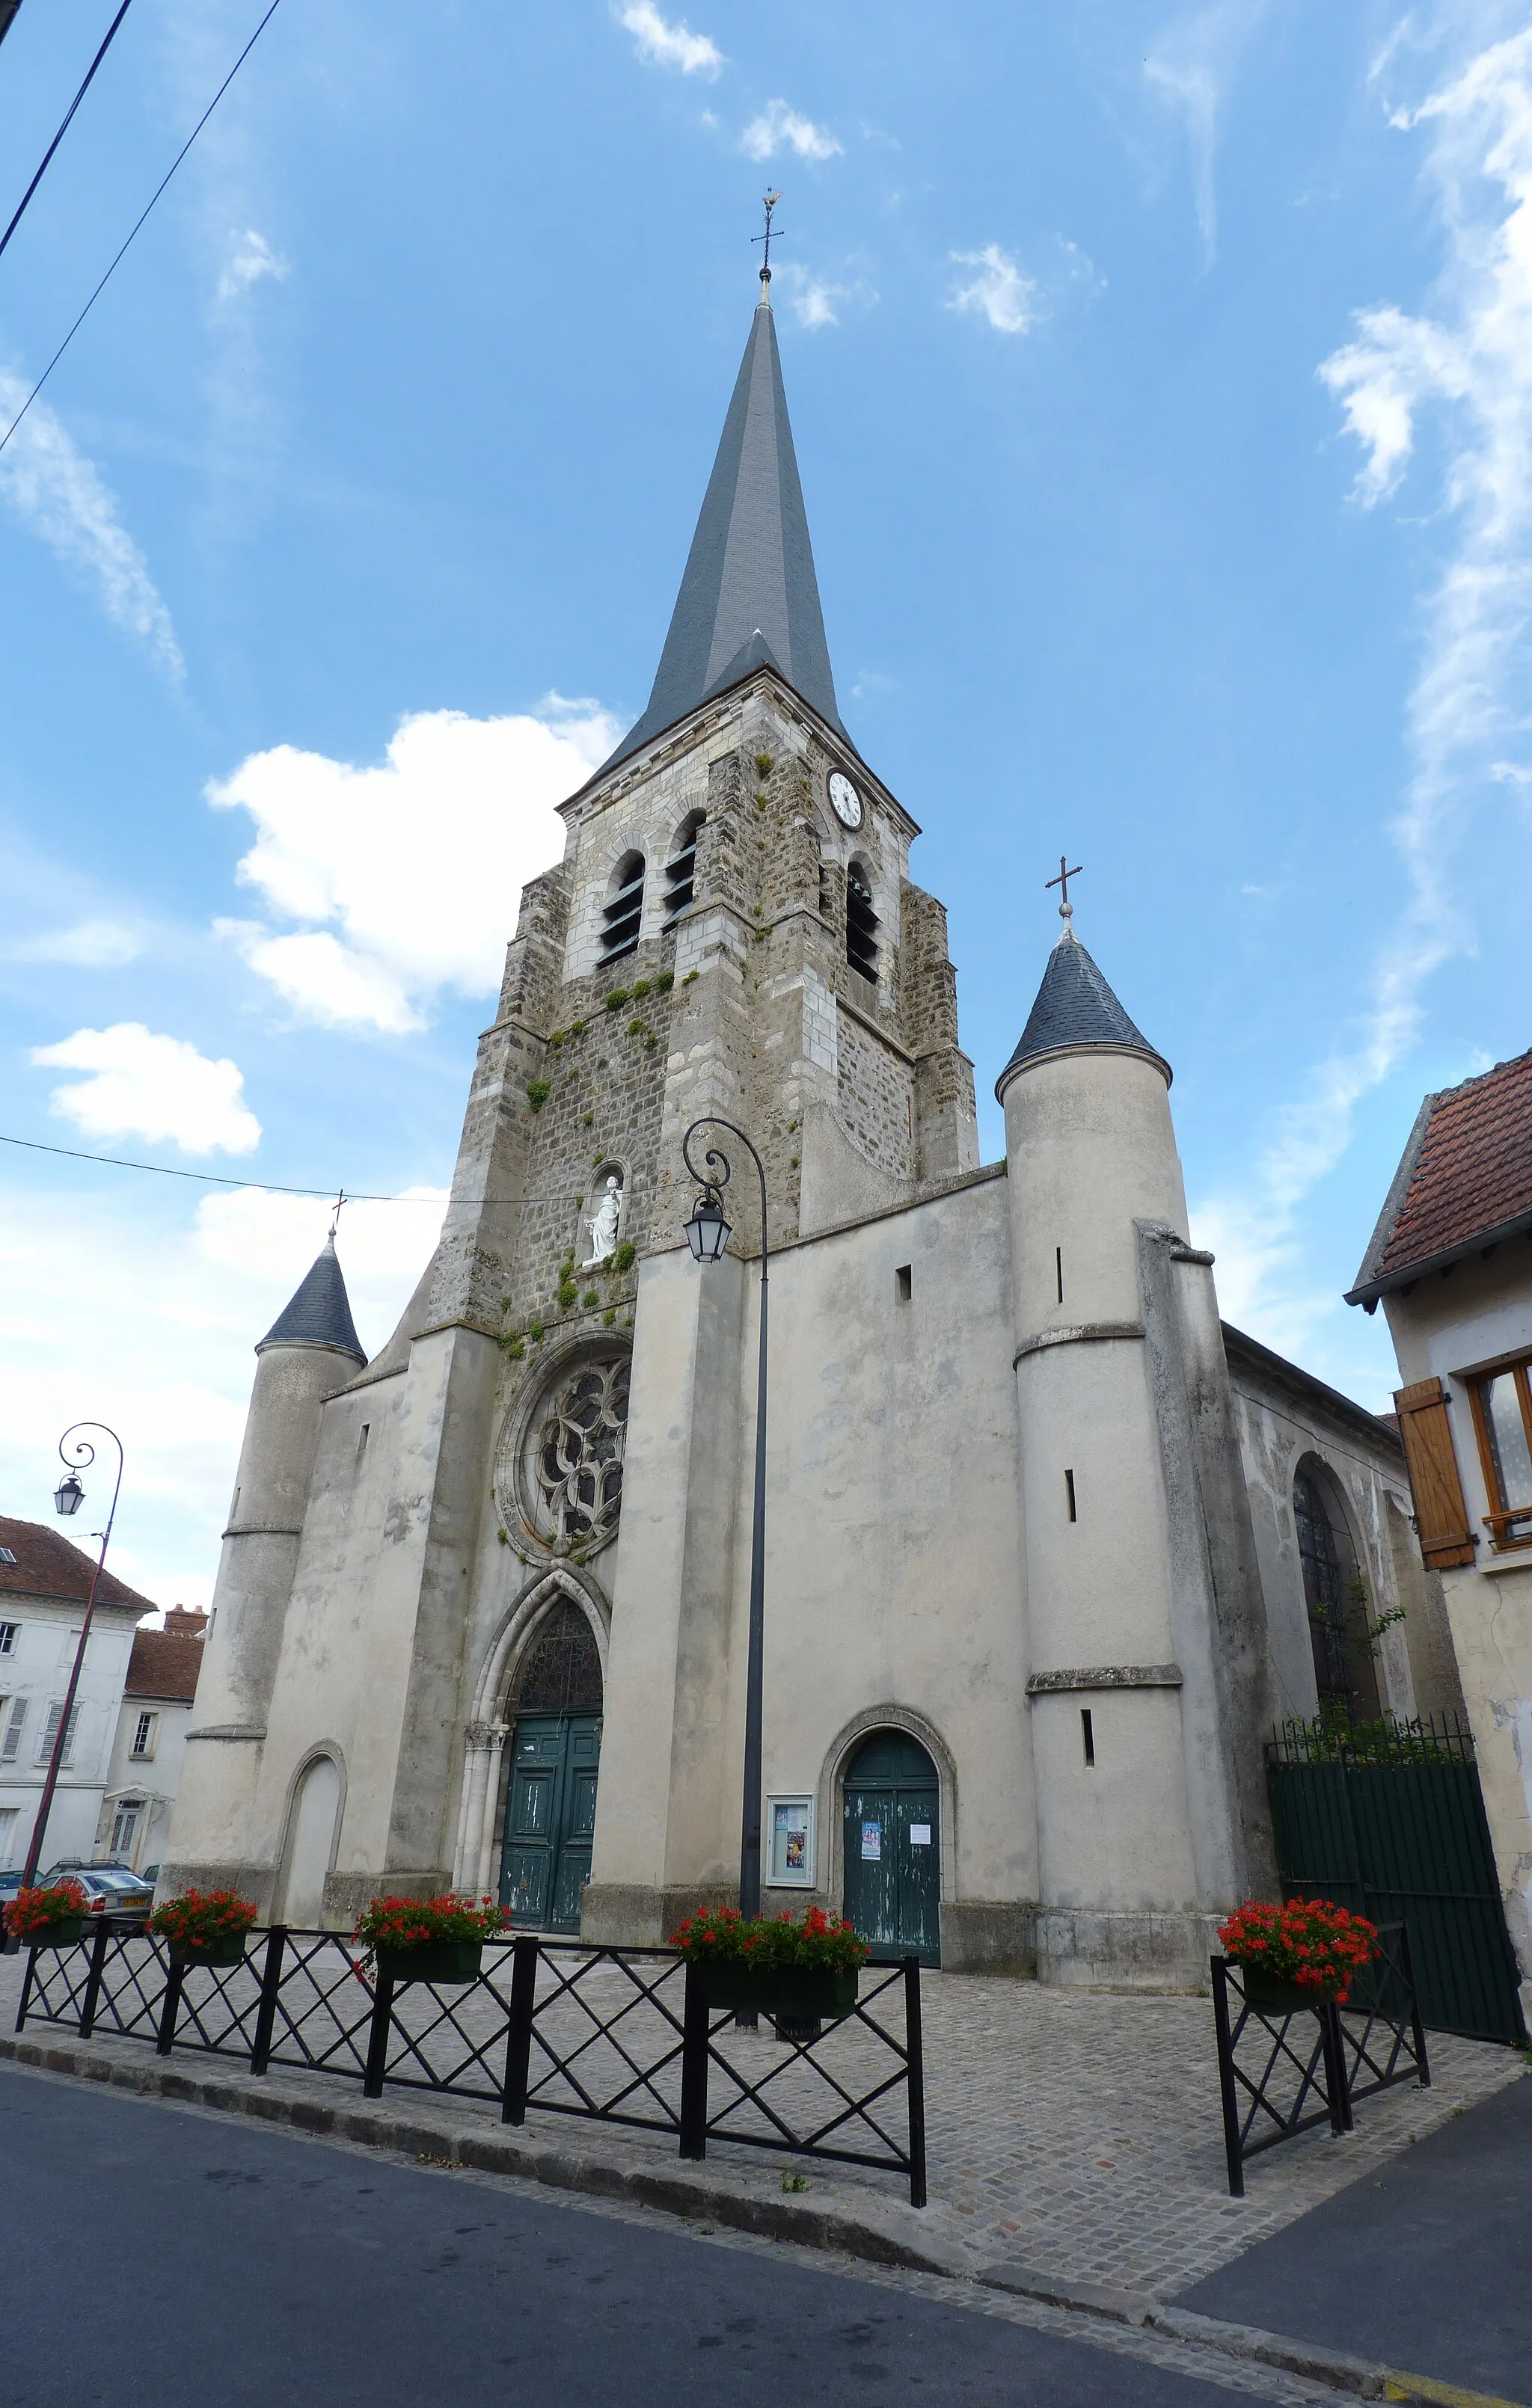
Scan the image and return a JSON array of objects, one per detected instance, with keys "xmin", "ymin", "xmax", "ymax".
[{"xmin": 1266, "ymin": 1717, "xmax": 1526, "ymax": 2045}]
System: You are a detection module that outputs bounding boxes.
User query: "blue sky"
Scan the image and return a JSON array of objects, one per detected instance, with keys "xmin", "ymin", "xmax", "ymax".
[{"xmin": 1, "ymin": 0, "xmax": 1530, "ymax": 1606}]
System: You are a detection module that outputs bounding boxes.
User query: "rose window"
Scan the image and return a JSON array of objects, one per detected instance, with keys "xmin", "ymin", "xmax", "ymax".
[{"xmin": 528, "ymin": 1356, "xmax": 630, "ymax": 1548}]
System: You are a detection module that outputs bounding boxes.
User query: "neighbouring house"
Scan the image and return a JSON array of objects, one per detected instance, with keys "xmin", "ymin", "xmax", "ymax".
[
  {"xmin": 98, "ymin": 1607, "xmax": 207, "ymax": 1874},
  {"xmin": 1348, "ymin": 1045, "xmax": 1532, "ymax": 2013},
  {"xmin": 0, "ymin": 1517, "xmax": 155, "ymax": 1874}
]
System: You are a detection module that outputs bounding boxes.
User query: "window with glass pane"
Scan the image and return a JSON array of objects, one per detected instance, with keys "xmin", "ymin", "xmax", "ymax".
[
  {"xmin": 0, "ymin": 1807, "xmax": 16, "ymax": 1867},
  {"xmin": 131, "ymin": 1711, "xmax": 156, "ymax": 1758},
  {"xmin": 1472, "ymin": 1360, "xmax": 1532, "ymax": 1549},
  {"xmin": 0, "ymin": 1623, "xmax": 18, "ymax": 1655},
  {"xmin": 111, "ymin": 1799, "xmax": 143, "ymax": 1858}
]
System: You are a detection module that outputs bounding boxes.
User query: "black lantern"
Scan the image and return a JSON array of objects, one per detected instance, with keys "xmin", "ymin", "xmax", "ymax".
[
  {"xmin": 684, "ymin": 1189, "xmax": 729, "ymax": 1263},
  {"xmin": 53, "ymin": 1470, "xmax": 85, "ymax": 1518}
]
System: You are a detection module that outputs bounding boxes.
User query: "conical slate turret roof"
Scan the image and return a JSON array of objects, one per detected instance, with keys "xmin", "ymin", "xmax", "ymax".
[
  {"xmin": 996, "ymin": 928, "xmax": 1170, "ymax": 1100},
  {"xmin": 256, "ymin": 1235, "xmax": 366, "ymax": 1361},
  {"xmin": 599, "ymin": 298, "xmax": 846, "ymax": 773}
]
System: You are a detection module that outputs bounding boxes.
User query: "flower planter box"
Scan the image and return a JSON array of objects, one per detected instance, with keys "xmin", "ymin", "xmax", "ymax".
[
  {"xmin": 30, "ymin": 1918, "xmax": 88, "ymax": 1950},
  {"xmin": 1238, "ymin": 1965, "xmax": 1338, "ymax": 2016},
  {"xmin": 376, "ymin": 1941, "xmax": 484, "ymax": 1986},
  {"xmin": 170, "ymin": 1935, "xmax": 249, "ymax": 1971},
  {"xmin": 700, "ymin": 1965, "xmax": 860, "ymax": 2021}
]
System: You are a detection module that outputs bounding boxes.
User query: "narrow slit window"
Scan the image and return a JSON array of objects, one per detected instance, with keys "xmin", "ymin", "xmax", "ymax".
[
  {"xmin": 1081, "ymin": 1709, "xmax": 1095, "ymax": 1768},
  {"xmin": 818, "ymin": 862, "xmax": 833, "ymax": 920},
  {"xmin": 1064, "ymin": 1468, "xmax": 1077, "ymax": 1523},
  {"xmin": 357, "ymin": 1423, "xmax": 370, "ymax": 1458},
  {"xmin": 599, "ymin": 851, "xmax": 646, "ymax": 965},
  {"xmin": 1055, "ymin": 1247, "xmax": 1064, "ymax": 1305},
  {"xmin": 895, "ymin": 1265, "xmax": 913, "ymax": 1303},
  {"xmin": 845, "ymin": 864, "xmax": 879, "ymax": 982},
  {"xmin": 662, "ymin": 813, "xmax": 704, "ymax": 923}
]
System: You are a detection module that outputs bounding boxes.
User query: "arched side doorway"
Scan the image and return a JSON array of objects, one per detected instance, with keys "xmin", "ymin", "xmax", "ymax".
[
  {"xmin": 500, "ymin": 1600, "xmax": 603, "ymax": 1932},
  {"xmin": 276, "ymin": 1753, "xmax": 343, "ymax": 1929},
  {"xmin": 1294, "ymin": 1461, "xmax": 1380, "ymax": 1721},
  {"xmin": 842, "ymin": 1730, "xmax": 941, "ymax": 1967}
]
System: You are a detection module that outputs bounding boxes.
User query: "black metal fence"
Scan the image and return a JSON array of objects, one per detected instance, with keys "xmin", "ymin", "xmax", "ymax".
[
  {"xmin": 16, "ymin": 1926, "xmax": 926, "ymax": 2205},
  {"xmin": 1210, "ymin": 1922, "xmax": 1430, "ymax": 2196},
  {"xmin": 1266, "ymin": 1716, "xmax": 1526, "ymax": 2045}
]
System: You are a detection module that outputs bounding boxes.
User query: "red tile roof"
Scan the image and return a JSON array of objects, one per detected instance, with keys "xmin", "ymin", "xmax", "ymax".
[
  {"xmin": 125, "ymin": 1627, "xmax": 204, "ymax": 1703},
  {"xmin": 1349, "ymin": 1047, "xmax": 1532, "ymax": 1303},
  {"xmin": 0, "ymin": 1517, "xmax": 159, "ymax": 1615}
]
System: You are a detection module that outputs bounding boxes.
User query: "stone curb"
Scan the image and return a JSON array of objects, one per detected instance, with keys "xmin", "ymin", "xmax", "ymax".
[
  {"xmin": 0, "ymin": 2033, "xmax": 971, "ymax": 2280},
  {"xmin": 973, "ymin": 2265, "xmax": 1518, "ymax": 2408}
]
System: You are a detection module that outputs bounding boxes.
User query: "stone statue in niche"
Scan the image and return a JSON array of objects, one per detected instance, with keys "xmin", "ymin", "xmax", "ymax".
[{"xmin": 583, "ymin": 1173, "xmax": 624, "ymax": 1267}]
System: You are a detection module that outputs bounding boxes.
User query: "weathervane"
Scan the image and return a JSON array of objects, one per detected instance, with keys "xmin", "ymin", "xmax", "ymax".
[
  {"xmin": 753, "ymin": 190, "xmax": 783, "ymax": 292},
  {"xmin": 1045, "ymin": 855, "xmax": 1083, "ymax": 932}
]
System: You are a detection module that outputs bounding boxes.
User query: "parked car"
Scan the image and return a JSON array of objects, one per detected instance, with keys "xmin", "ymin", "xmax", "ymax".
[{"xmin": 38, "ymin": 1861, "xmax": 154, "ymax": 1930}]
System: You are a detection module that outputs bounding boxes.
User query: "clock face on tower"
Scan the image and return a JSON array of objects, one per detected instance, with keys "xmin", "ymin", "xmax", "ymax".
[{"xmin": 828, "ymin": 771, "xmax": 862, "ymax": 829}]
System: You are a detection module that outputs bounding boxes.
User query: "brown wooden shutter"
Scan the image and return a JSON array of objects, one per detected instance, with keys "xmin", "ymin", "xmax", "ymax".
[{"xmin": 1394, "ymin": 1377, "xmax": 1477, "ymax": 1567}]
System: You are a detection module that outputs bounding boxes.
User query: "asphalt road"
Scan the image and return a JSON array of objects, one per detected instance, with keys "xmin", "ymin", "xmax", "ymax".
[
  {"xmin": 0, "ymin": 2065, "xmax": 1245, "ymax": 2408},
  {"xmin": 1175, "ymin": 2065, "xmax": 1532, "ymax": 2404}
]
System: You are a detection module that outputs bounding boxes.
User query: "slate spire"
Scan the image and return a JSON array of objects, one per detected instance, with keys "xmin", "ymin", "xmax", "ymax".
[
  {"xmin": 256, "ymin": 1235, "xmax": 366, "ymax": 1362},
  {"xmin": 995, "ymin": 924, "xmax": 1171, "ymax": 1100},
  {"xmin": 599, "ymin": 295, "xmax": 846, "ymax": 773}
]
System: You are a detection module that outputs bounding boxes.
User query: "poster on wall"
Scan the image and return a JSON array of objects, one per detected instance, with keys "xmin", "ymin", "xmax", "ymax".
[
  {"xmin": 768, "ymin": 1795, "xmax": 814, "ymax": 1885},
  {"xmin": 861, "ymin": 1820, "xmax": 881, "ymax": 1861}
]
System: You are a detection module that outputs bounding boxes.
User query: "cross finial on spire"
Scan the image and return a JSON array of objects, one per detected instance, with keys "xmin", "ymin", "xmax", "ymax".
[
  {"xmin": 328, "ymin": 1188, "xmax": 347, "ymax": 1241},
  {"xmin": 1045, "ymin": 854, "xmax": 1083, "ymax": 934},
  {"xmin": 752, "ymin": 190, "xmax": 783, "ymax": 298}
]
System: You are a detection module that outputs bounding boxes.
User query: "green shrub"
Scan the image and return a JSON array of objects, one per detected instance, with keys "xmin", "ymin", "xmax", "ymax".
[
  {"xmin": 526, "ymin": 1079, "xmax": 551, "ymax": 1113},
  {"xmin": 581, "ymin": 1289, "xmax": 599, "ymax": 1308},
  {"xmin": 613, "ymin": 1241, "xmax": 637, "ymax": 1273},
  {"xmin": 654, "ymin": 970, "xmax": 675, "ymax": 992},
  {"xmin": 604, "ymin": 988, "xmax": 629, "ymax": 1013},
  {"xmin": 631, "ymin": 978, "xmax": 651, "ymax": 999}
]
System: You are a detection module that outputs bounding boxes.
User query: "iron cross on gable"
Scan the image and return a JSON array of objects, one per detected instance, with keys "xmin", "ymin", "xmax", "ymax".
[
  {"xmin": 753, "ymin": 191, "xmax": 783, "ymax": 286},
  {"xmin": 1046, "ymin": 856, "xmax": 1083, "ymax": 921}
]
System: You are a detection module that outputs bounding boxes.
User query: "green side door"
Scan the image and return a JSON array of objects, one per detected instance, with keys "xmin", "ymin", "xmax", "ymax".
[
  {"xmin": 500, "ymin": 1712, "xmax": 602, "ymax": 1933},
  {"xmin": 842, "ymin": 1731, "xmax": 941, "ymax": 1968}
]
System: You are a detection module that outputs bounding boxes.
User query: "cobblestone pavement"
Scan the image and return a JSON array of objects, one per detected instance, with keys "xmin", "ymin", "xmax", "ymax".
[{"xmin": 1, "ymin": 1940, "xmax": 1520, "ymax": 2302}]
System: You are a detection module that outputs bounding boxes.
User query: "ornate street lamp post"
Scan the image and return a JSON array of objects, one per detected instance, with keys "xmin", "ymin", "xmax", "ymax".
[
  {"xmin": 21, "ymin": 1423, "xmax": 125, "ymax": 1891},
  {"xmin": 681, "ymin": 1119, "xmax": 769, "ymax": 1925}
]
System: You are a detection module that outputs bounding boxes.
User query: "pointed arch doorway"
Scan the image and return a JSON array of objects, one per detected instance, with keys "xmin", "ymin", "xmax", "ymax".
[{"xmin": 499, "ymin": 1600, "xmax": 603, "ymax": 1932}]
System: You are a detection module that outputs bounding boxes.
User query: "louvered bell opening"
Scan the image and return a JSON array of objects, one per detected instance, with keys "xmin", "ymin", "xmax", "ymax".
[
  {"xmin": 846, "ymin": 868, "xmax": 879, "ymax": 981},
  {"xmin": 662, "ymin": 815, "xmax": 704, "ymax": 924},
  {"xmin": 662, "ymin": 844, "xmax": 696, "ymax": 922},
  {"xmin": 599, "ymin": 864, "xmax": 646, "ymax": 964}
]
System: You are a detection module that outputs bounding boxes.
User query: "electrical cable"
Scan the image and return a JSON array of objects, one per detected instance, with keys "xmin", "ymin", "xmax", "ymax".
[
  {"xmin": 0, "ymin": 1130, "xmax": 636, "ymax": 1211},
  {"xmin": 0, "ymin": 0, "xmax": 282, "ymax": 460},
  {"xmin": 0, "ymin": 0, "xmax": 137, "ymax": 266}
]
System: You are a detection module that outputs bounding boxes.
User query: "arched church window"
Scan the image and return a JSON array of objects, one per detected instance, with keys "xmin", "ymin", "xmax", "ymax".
[
  {"xmin": 1293, "ymin": 1463, "xmax": 1379, "ymax": 1721},
  {"xmin": 512, "ymin": 1600, "xmax": 603, "ymax": 1716},
  {"xmin": 846, "ymin": 862, "xmax": 879, "ymax": 983},
  {"xmin": 599, "ymin": 851, "xmax": 646, "ymax": 965},
  {"xmin": 663, "ymin": 814, "xmax": 704, "ymax": 922},
  {"xmin": 497, "ymin": 1348, "xmax": 631, "ymax": 1555}
]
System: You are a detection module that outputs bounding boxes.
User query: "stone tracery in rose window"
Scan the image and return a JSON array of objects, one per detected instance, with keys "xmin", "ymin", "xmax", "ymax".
[{"xmin": 533, "ymin": 1356, "xmax": 630, "ymax": 1547}]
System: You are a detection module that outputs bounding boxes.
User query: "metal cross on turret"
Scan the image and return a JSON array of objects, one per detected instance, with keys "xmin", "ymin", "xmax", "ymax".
[
  {"xmin": 753, "ymin": 189, "xmax": 783, "ymax": 291},
  {"xmin": 1045, "ymin": 856, "xmax": 1083, "ymax": 929}
]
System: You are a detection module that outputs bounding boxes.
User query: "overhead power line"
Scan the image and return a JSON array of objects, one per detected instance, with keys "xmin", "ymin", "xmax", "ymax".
[
  {"xmin": 0, "ymin": 0, "xmax": 283, "ymax": 461},
  {"xmin": 0, "ymin": 1131, "xmax": 628, "ymax": 1213},
  {"xmin": 0, "ymin": 0, "xmax": 137, "ymax": 266}
]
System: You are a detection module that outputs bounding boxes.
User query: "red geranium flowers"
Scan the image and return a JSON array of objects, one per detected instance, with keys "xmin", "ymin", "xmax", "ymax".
[{"xmin": 1218, "ymin": 1898, "xmax": 1377, "ymax": 2002}]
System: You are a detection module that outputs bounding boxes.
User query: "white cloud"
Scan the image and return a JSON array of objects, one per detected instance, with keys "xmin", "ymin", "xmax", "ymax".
[
  {"xmin": 949, "ymin": 245, "xmax": 1038, "ymax": 335},
  {"xmin": 0, "ymin": 1179, "xmax": 446, "ymax": 1609},
  {"xmin": 208, "ymin": 696, "xmax": 620, "ymax": 1032},
  {"xmin": 618, "ymin": 2, "xmax": 721, "ymax": 77},
  {"xmin": 1198, "ymin": 24, "xmax": 1532, "ymax": 1357},
  {"xmin": 741, "ymin": 100, "xmax": 842, "ymax": 162},
  {"xmin": 774, "ymin": 262, "xmax": 875, "ymax": 331},
  {"xmin": 31, "ymin": 1024, "xmax": 261, "ymax": 1156},
  {"xmin": 4, "ymin": 919, "xmax": 143, "ymax": 968},
  {"xmin": 0, "ymin": 372, "xmax": 183, "ymax": 678},
  {"xmin": 1145, "ymin": 1, "xmax": 1269, "ymax": 267},
  {"xmin": 215, "ymin": 227, "xmax": 289, "ymax": 306}
]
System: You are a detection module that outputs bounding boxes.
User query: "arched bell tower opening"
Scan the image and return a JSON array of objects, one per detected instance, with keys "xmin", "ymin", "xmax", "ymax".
[{"xmin": 499, "ymin": 1598, "xmax": 604, "ymax": 1932}]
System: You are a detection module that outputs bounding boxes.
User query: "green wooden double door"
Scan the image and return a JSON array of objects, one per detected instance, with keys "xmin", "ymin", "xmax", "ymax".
[
  {"xmin": 842, "ymin": 1730, "xmax": 942, "ymax": 1968},
  {"xmin": 500, "ymin": 1714, "xmax": 601, "ymax": 1932}
]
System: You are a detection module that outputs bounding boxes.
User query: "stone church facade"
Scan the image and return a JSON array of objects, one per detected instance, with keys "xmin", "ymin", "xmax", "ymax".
[{"xmin": 165, "ymin": 289, "xmax": 1456, "ymax": 1988}]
